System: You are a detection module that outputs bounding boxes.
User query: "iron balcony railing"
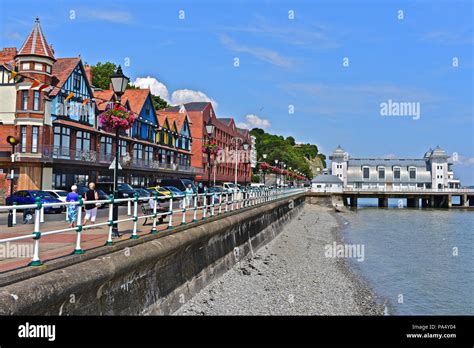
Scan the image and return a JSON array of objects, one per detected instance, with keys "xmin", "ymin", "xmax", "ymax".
[{"xmin": 22, "ymin": 145, "xmax": 202, "ymax": 174}]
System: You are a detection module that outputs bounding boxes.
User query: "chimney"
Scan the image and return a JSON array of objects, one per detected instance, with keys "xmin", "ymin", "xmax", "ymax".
[{"xmin": 84, "ymin": 65, "xmax": 92, "ymax": 84}]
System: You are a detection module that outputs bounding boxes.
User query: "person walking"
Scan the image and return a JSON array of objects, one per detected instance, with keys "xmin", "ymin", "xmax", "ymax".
[
  {"xmin": 83, "ymin": 182, "xmax": 99, "ymax": 227},
  {"xmin": 185, "ymin": 184, "xmax": 193, "ymax": 208},
  {"xmin": 66, "ymin": 185, "xmax": 79, "ymax": 228}
]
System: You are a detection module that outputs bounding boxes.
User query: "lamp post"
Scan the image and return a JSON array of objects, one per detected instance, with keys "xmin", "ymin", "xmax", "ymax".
[
  {"xmin": 232, "ymin": 137, "xmax": 243, "ymax": 187},
  {"xmin": 205, "ymin": 118, "xmax": 215, "ymax": 189},
  {"xmin": 242, "ymin": 141, "xmax": 249, "ymax": 188},
  {"xmin": 110, "ymin": 66, "xmax": 129, "ymax": 237},
  {"xmin": 262, "ymin": 153, "xmax": 267, "ymax": 185},
  {"xmin": 6, "ymin": 135, "xmax": 19, "ymax": 227},
  {"xmin": 274, "ymin": 159, "xmax": 279, "ymax": 187}
]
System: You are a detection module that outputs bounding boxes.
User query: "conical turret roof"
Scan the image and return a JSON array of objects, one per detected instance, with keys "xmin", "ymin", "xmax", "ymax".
[{"xmin": 16, "ymin": 17, "xmax": 55, "ymax": 60}]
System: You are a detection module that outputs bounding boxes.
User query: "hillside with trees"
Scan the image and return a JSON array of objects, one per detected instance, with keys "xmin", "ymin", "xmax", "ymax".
[{"xmin": 250, "ymin": 128, "xmax": 326, "ymax": 180}]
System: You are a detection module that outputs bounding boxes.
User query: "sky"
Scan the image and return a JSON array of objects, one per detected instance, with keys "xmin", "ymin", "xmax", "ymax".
[{"xmin": 1, "ymin": 0, "xmax": 473, "ymax": 183}]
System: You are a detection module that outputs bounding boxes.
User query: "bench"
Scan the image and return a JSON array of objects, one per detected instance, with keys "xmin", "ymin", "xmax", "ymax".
[{"xmin": 140, "ymin": 203, "xmax": 165, "ymax": 225}]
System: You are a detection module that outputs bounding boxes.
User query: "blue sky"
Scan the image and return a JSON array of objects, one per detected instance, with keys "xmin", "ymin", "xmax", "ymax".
[{"xmin": 1, "ymin": 0, "xmax": 473, "ymax": 183}]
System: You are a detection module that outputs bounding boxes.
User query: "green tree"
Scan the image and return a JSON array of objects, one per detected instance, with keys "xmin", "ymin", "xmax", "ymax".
[
  {"xmin": 152, "ymin": 95, "xmax": 169, "ymax": 110},
  {"xmin": 90, "ymin": 62, "xmax": 117, "ymax": 90}
]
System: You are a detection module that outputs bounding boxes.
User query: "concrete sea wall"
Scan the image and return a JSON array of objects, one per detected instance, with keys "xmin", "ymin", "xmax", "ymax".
[{"xmin": 0, "ymin": 194, "xmax": 305, "ymax": 315}]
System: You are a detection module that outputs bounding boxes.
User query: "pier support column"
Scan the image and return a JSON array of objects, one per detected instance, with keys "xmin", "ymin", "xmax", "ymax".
[
  {"xmin": 350, "ymin": 196, "xmax": 358, "ymax": 207},
  {"xmin": 430, "ymin": 196, "xmax": 435, "ymax": 208},
  {"xmin": 421, "ymin": 198, "xmax": 429, "ymax": 208},
  {"xmin": 469, "ymin": 196, "xmax": 474, "ymax": 207},
  {"xmin": 462, "ymin": 194, "xmax": 468, "ymax": 207},
  {"xmin": 378, "ymin": 197, "xmax": 388, "ymax": 208},
  {"xmin": 343, "ymin": 197, "xmax": 349, "ymax": 206},
  {"xmin": 447, "ymin": 195, "xmax": 452, "ymax": 208},
  {"xmin": 407, "ymin": 198, "xmax": 419, "ymax": 208}
]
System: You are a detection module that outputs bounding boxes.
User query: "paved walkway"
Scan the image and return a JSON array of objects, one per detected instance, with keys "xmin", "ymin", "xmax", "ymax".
[{"xmin": 0, "ymin": 204, "xmax": 217, "ymax": 273}]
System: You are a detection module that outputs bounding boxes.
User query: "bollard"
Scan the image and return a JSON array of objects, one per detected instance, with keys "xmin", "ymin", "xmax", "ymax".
[
  {"xmin": 29, "ymin": 197, "xmax": 42, "ymax": 266},
  {"xmin": 73, "ymin": 198, "xmax": 84, "ymax": 254},
  {"xmin": 130, "ymin": 192, "xmax": 139, "ymax": 239},
  {"xmin": 105, "ymin": 194, "xmax": 114, "ymax": 246}
]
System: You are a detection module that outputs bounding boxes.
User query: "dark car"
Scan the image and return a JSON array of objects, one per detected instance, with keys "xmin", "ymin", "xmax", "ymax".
[
  {"xmin": 133, "ymin": 188, "xmax": 152, "ymax": 198},
  {"xmin": 95, "ymin": 182, "xmax": 136, "ymax": 200},
  {"xmin": 160, "ymin": 178, "xmax": 197, "ymax": 193},
  {"xmin": 163, "ymin": 186, "xmax": 185, "ymax": 197},
  {"xmin": 6, "ymin": 190, "xmax": 63, "ymax": 213}
]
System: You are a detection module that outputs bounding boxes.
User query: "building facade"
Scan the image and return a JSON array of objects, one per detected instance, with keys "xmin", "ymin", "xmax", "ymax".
[
  {"xmin": 329, "ymin": 145, "xmax": 461, "ymax": 190},
  {"xmin": 0, "ymin": 18, "xmax": 201, "ymax": 198},
  {"xmin": 161, "ymin": 102, "xmax": 252, "ymax": 185}
]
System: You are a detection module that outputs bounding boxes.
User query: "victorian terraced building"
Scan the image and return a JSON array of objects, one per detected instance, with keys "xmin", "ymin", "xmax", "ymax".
[{"xmin": 329, "ymin": 145, "xmax": 461, "ymax": 190}]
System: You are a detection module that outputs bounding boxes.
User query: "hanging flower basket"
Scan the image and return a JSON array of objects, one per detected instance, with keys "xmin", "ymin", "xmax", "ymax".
[
  {"xmin": 260, "ymin": 162, "xmax": 270, "ymax": 170},
  {"xmin": 98, "ymin": 104, "xmax": 138, "ymax": 132},
  {"xmin": 201, "ymin": 140, "xmax": 221, "ymax": 155}
]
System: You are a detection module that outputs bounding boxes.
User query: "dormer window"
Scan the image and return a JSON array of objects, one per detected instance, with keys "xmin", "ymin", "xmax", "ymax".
[
  {"xmin": 393, "ymin": 167, "xmax": 401, "ymax": 180},
  {"xmin": 409, "ymin": 167, "xmax": 416, "ymax": 179},
  {"xmin": 362, "ymin": 166, "xmax": 370, "ymax": 179},
  {"xmin": 73, "ymin": 73, "xmax": 81, "ymax": 91},
  {"xmin": 378, "ymin": 167, "xmax": 385, "ymax": 179}
]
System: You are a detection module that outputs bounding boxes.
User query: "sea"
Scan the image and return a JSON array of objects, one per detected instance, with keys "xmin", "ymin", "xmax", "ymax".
[{"xmin": 342, "ymin": 198, "xmax": 474, "ymax": 315}]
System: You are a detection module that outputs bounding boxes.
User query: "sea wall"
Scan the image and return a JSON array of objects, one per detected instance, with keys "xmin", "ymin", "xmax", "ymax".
[{"xmin": 0, "ymin": 193, "xmax": 305, "ymax": 315}]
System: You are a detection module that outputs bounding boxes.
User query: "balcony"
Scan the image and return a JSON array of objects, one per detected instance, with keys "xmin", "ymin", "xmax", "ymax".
[{"xmin": 40, "ymin": 146, "xmax": 202, "ymax": 174}]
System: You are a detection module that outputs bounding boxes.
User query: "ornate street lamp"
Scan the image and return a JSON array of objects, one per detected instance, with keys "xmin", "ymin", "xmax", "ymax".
[
  {"xmin": 262, "ymin": 153, "xmax": 267, "ymax": 185},
  {"xmin": 242, "ymin": 141, "xmax": 249, "ymax": 187},
  {"xmin": 6, "ymin": 135, "xmax": 19, "ymax": 227},
  {"xmin": 205, "ymin": 118, "xmax": 215, "ymax": 189},
  {"xmin": 110, "ymin": 66, "xmax": 129, "ymax": 238}
]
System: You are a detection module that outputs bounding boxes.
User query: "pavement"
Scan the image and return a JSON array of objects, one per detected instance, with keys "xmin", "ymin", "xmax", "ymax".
[{"xmin": 0, "ymin": 204, "xmax": 213, "ymax": 273}]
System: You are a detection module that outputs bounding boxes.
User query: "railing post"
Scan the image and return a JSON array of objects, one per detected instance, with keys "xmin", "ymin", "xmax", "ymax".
[
  {"xmin": 127, "ymin": 199, "xmax": 132, "ymax": 216},
  {"xmin": 29, "ymin": 197, "xmax": 42, "ymax": 266},
  {"xmin": 167, "ymin": 196, "xmax": 174, "ymax": 229},
  {"xmin": 40, "ymin": 203, "xmax": 45, "ymax": 223},
  {"xmin": 192, "ymin": 194, "xmax": 198, "ymax": 222},
  {"xmin": 181, "ymin": 195, "xmax": 187, "ymax": 225},
  {"xmin": 225, "ymin": 192, "xmax": 228, "ymax": 212},
  {"xmin": 218, "ymin": 193, "xmax": 223, "ymax": 214},
  {"xmin": 73, "ymin": 198, "xmax": 84, "ymax": 254},
  {"xmin": 12, "ymin": 202, "xmax": 16, "ymax": 226},
  {"xmin": 231, "ymin": 192, "xmax": 235, "ymax": 211},
  {"xmin": 106, "ymin": 194, "xmax": 114, "ymax": 246},
  {"xmin": 211, "ymin": 193, "xmax": 215, "ymax": 216},
  {"xmin": 130, "ymin": 194, "xmax": 139, "ymax": 239},
  {"xmin": 151, "ymin": 192, "xmax": 159, "ymax": 234},
  {"xmin": 202, "ymin": 193, "xmax": 207, "ymax": 219}
]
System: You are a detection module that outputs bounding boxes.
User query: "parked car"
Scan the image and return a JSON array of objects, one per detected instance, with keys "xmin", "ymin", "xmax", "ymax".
[
  {"xmin": 133, "ymin": 188, "xmax": 152, "ymax": 198},
  {"xmin": 160, "ymin": 178, "xmax": 197, "ymax": 193},
  {"xmin": 6, "ymin": 190, "xmax": 63, "ymax": 213},
  {"xmin": 146, "ymin": 186, "xmax": 172, "ymax": 196},
  {"xmin": 163, "ymin": 186, "xmax": 185, "ymax": 197},
  {"xmin": 95, "ymin": 182, "xmax": 136, "ymax": 200},
  {"xmin": 44, "ymin": 189, "xmax": 68, "ymax": 203}
]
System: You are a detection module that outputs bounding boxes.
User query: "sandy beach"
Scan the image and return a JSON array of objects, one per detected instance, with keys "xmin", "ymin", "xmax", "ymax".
[{"xmin": 174, "ymin": 204, "xmax": 385, "ymax": 315}]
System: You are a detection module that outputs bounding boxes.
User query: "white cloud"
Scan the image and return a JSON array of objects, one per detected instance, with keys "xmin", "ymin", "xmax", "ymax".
[
  {"xmin": 85, "ymin": 10, "xmax": 132, "ymax": 23},
  {"xmin": 171, "ymin": 89, "xmax": 218, "ymax": 110},
  {"xmin": 132, "ymin": 76, "xmax": 170, "ymax": 101},
  {"xmin": 219, "ymin": 34, "xmax": 293, "ymax": 68},
  {"xmin": 237, "ymin": 114, "xmax": 271, "ymax": 129},
  {"xmin": 132, "ymin": 77, "xmax": 217, "ymax": 109}
]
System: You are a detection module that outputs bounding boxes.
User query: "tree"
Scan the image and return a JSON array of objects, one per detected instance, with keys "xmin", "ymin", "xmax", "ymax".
[
  {"xmin": 286, "ymin": 136, "xmax": 296, "ymax": 146},
  {"xmin": 152, "ymin": 94, "xmax": 169, "ymax": 110},
  {"xmin": 90, "ymin": 62, "xmax": 117, "ymax": 90}
]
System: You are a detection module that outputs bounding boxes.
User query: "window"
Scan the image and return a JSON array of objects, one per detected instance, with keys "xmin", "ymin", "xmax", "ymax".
[
  {"xmin": 21, "ymin": 90, "xmax": 28, "ymax": 110},
  {"xmin": 53, "ymin": 126, "xmax": 70, "ymax": 158},
  {"xmin": 73, "ymin": 73, "xmax": 81, "ymax": 91},
  {"xmin": 144, "ymin": 146, "xmax": 153, "ymax": 164},
  {"xmin": 119, "ymin": 140, "xmax": 127, "ymax": 156},
  {"xmin": 31, "ymin": 126, "xmax": 39, "ymax": 153},
  {"xmin": 133, "ymin": 143, "xmax": 143, "ymax": 160},
  {"xmin": 378, "ymin": 167, "xmax": 385, "ymax": 179},
  {"xmin": 20, "ymin": 126, "xmax": 27, "ymax": 153},
  {"xmin": 363, "ymin": 167, "xmax": 370, "ymax": 179},
  {"xmin": 76, "ymin": 131, "xmax": 91, "ymax": 159},
  {"xmin": 46, "ymin": 65, "xmax": 51, "ymax": 73},
  {"xmin": 100, "ymin": 137, "xmax": 113, "ymax": 157},
  {"xmin": 409, "ymin": 167, "xmax": 416, "ymax": 179},
  {"xmin": 34, "ymin": 63, "xmax": 42, "ymax": 71},
  {"xmin": 394, "ymin": 167, "xmax": 401, "ymax": 180},
  {"xmin": 33, "ymin": 91, "xmax": 40, "ymax": 111},
  {"xmin": 22, "ymin": 63, "xmax": 30, "ymax": 70}
]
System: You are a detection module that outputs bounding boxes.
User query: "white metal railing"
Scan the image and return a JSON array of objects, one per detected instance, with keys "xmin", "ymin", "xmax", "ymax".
[
  {"xmin": 0, "ymin": 187, "xmax": 306, "ymax": 268},
  {"xmin": 342, "ymin": 187, "xmax": 474, "ymax": 193}
]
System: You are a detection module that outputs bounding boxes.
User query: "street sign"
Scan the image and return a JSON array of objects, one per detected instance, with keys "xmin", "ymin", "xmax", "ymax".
[{"xmin": 109, "ymin": 158, "xmax": 122, "ymax": 170}]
